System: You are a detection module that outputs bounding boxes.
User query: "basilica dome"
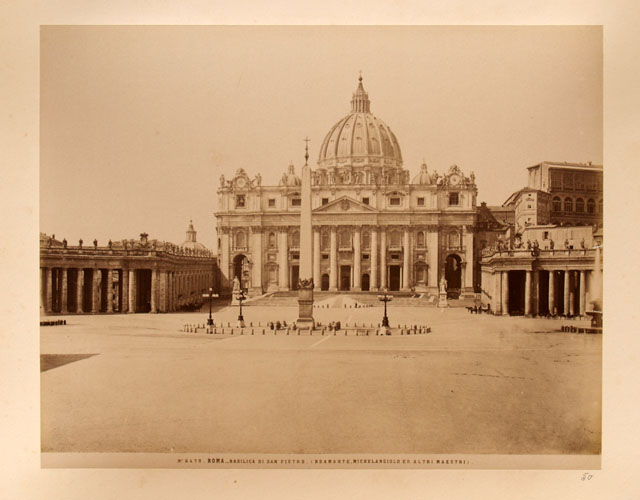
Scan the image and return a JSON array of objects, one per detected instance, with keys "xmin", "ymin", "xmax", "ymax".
[
  {"xmin": 279, "ymin": 163, "xmax": 301, "ymax": 187},
  {"xmin": 412, "ymin": 162, "xmax": 434, "ymax": 185},
  {"xmin": 317, "ymin": 77, "xmax": 403, "ymax": 170}
]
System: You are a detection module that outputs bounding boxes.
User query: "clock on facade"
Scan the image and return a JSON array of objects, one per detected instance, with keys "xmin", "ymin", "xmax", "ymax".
[
  {"xmin": 236, "ymin": 177, "xmax": 246, "ymax": 188},
  {"xmin": 449, "ymin": 174, "xmax": 461, "ymax": 186}
]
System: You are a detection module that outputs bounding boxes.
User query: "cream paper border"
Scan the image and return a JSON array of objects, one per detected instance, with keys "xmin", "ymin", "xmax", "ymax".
[{"xmin": 1, "ymin": 1, "xmax": 638, "ymax": 499}]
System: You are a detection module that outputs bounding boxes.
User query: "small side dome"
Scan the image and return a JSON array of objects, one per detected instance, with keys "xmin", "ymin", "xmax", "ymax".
[
  {"xmin": 412, "ymin": 162, "xmax": 433, "ymax": 185},
  {"xmin": 279, "ymin": 163, "xmax": 301, "ymax": 186},
  {"xmin": 181, "ymin": 220, "xmax": 207, "ymax": 251}
]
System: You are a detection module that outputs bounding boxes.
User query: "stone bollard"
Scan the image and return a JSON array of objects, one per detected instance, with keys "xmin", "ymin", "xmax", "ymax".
[
  {"xmin": 287, "ymin": 328, "xmax": 289, "ymax": 335},
  {"xmin": 231, "ymin": 328, "xmax": 234, "ymax": 335},
  {"xmin": 263, "ymin": 329, "xmax": 265, "ymax": 335}
]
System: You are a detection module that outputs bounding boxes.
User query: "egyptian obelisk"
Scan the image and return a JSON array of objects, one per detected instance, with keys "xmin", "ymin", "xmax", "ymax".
[{"xmin": 296, "ymin": 137, "xmax": 315, "ymax": 329}]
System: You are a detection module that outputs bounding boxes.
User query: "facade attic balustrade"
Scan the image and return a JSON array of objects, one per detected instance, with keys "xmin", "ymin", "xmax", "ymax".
[
  {"xmin": 481, "ymin": 247, "xmax": 602, "ymax": 259},
  {"xmin": 41, "ymin": 241, "xmax": 215, "ymax": 259}
]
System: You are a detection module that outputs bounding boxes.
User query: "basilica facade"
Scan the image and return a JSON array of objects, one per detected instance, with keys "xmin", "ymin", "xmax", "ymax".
[{"xmin": 215, "ymin": 78, "xmax": 478, "ymax": 297}]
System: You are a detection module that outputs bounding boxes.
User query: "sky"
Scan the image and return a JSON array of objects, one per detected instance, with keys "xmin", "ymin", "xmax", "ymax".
[{"xmin": 40, "ymin": 26, "xmax": 602, "ymax": 250}]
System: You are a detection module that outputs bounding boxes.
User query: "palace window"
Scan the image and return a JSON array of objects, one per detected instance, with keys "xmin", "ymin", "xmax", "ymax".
[
  {"xmin": 390, "ymin": 254, "xmax": 400, "ymax": 260},
  {"xmin": 448, "ymin": 192, "xmax": 459, "ymax": 206},
  {"xmin": 389, "ymin": 196, "xmax": 401, "ymax": 206},
  {"xmin": 236, "ymin": 195, "xmax": 246, "ymax": 208},
  {"xmin": 564, "ymin": 197, "xmax": 573, "ymax": 213},
  {"xmin": 417, "ymin": 197, "xmax": 425, "ymax": 206},
  {"xmin": 575, "ymin": 174, "xmax": 585, "ymax": 190},
  {"xmin": 292, "ymin": 253, "xmax": 300, "ymax": 260},
  {"xmin": 268, "ymin": 198, "xmax": 276, "ymax": 208},
  {"xmin": 362, "ymin": 254, "xmax": 369, "ymax": 260},
  {"xmin": 390, "ymin": 231, "xmax": 401, "ymax": 248},
  {"xmin": 362, "ymin": 230, "xmax": 370, "ymax": 249},
  {"xmin": 550, "ymin": 171, "xmax": 562, "ymax": 190},
  {"xmin": 417, "ymin": 231, "xmax": 425, "ymax": 247},
  {"xmin": 291, "ymin": 231, "xmax": 300, "ymax": 248},
  {"xmin": 321, "ymin": 231, "xmax": 330, "ymax": 250},
  {"xmin": 322, "ymin": 198, "xmax": 329, "ymax": 205},
  {"xmin": 268, "ymin": 232, "xmax": 276, "ymax": 249},
  {"xmin": 322, "ymin": 254, "xmax": 329, "ymax": 260},
  {"xmin": 235, "ymin": 231, "xmax": 246, "ymax": 249},
  {"xmin": 291, "ymin": 197, "xmax": 301, "ymax": 207},
  {"xmin": 339, "ymin": 231, "xmax": 351, "ymax": 248},
  {"xmin": 587, "ymin": 198, "xmax": 595, "ymax": 214},
  {"xmin": 575, "ymin": 198, "xmax": 585, "ymax": 213},
  {"xmin": 362, "ymin": 197, "xmax": 369, "ymax": 205},
  {"xmin": 543, "ymin": 231, "xmax": 549, "ymax": 240},
  {"xmin": 563, "ymin": 173, "xmax": 574, "ymax": 191},
  {"xmin": 553, "ymin": 197, "xmax": 562, "ymax": 212}
]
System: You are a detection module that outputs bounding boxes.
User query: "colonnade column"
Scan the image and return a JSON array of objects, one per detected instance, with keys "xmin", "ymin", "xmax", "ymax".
[
  {"xmin": 313, "ymin": 228, "xmax": 321, "ymax": 289},
  {"xmin": 493, "ymin": 271, "xmax": 501, "ymax": 314},
  {"xmin": 92, "ymin": 270, "xmax": 101, "ymax": 313},
  {"xmin": 501, "ymin": 271, "xmax": 509, "ymax": 315},
  {"xmin": 380, "ymin": 229, "xmax": 387, "ymax": 290},
  {"xmin": 61, "ymin": 268, "xmax": 68, "ymax": 314},
  {"xmin": 121, "ymin": 268, "xmax": 128, "ymax": 313},
  {"xmin": 278, "ymin": 230, "xmax": 289, "ymax": 291},
  {"xmin": 106, "ymin": 269, "xmax": 113, "ymax": 313},
  {"xmin": 76, "ymin": 269, "xmax": 84, "ymax": 313},
  {"xmin": 128, "ymin": 269, "xmax": 136, "ymax": 313},
  {"xmin": 579, "ymin": 270, "xmax": 586, "ymax": 317},
  {"xmin": 353, "ymin": 228, "xmax": 361, "ymax": 291},
  {"xmin": 548, "ymin": 271, "xmax": 556, "ymax": 315},
  {"xmin": 524, "ymin": 270, "xmax": 532, "ymax": 316},
  {"xmin": 568, "ymin": 271, "xmax": 576, "ymax": 316},
  {"xmin": 151, "ymin": 269, "xmax": 158, "ymax": 313},
  {"xmin": 329, "ymin": 227, "xmax": 338, "ymax": 292},
  {"xmin": 370, "ymin": 228, "xmax": 378, "ymax": 291},
  {"xmin": 402, "ymin": 229, "xmax": 411, "ymax": 291},
  {"xmin": 46, "ymin": 268, "xmax": 53, "ymax": 313},
  {"xmin": 220, "ymin": 229, "xmax": 230, "ymax": 292},
  {"xmin": 159, "ymin": 271, "xmax": 168, "ymax": 313},
  {"xmin": 563, "ymin": 269, "xmax": 570, "ymax": 317}
]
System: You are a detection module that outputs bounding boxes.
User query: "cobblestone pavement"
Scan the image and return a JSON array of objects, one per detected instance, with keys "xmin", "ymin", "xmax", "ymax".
[{"xmin": 41, "ymin": 304, "xmax": 601, "ymax": 454}]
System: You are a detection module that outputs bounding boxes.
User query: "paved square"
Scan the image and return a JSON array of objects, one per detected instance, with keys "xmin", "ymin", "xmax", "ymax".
[{"xmin": 41, "ymin": 303, "xmax": 601, "ymax": 455}]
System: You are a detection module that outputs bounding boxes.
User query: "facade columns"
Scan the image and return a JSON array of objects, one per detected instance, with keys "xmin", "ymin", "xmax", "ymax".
[
  {"xmin": 220, "ymin": 231, "xmax": 230, "ymax": 292},
  {"xmin": 370, "ymin": 228, "xmax": 378, "ymax": 291},
  {"xmin": 579, "ymin": 270, "xmax": 586, "ymax": 317},
  {"xmin": 278, "ymin": 230, "xmax": 289, "ymax": 291},
  {"xmin": 61, "ymin": 268, "xmax": 68, "ymax": 314},
  {"xmin": 563, "ymin": 270, "xmax": 570, "ymax": 317},
  {"xmin": 548, "ymin": 271, "xmax": 556, "ymax": 316},
  {"xmin": 76, "ymin": 269, "xmax": 84, "ymax": 313},
  {"xmin": 128, "ymin": 269, "xmax": 136, "ymax": 313},
  {"xmin": 427, "ymin": 231, "xmax": 439, "ymax": 292},
  {"xmin": 313, "ymin": 228, "xmax": 321, "ymax": 289},
  {"xmin": 151, "ymin": 269, "xmax": 158, "ymax": 313},
  {"xmin": 329, "ymin": 227, "xmax": 338, "ymax": 291},
  {"xmin": 252, "ymin": 229, "xmax": 263, "ymax": 294},
  {"xmin": 463, "ymin": 226, "xmax": 474, "ymax": 293},
  {"xmin": 524, "ymin": 270, "xmax": 532, "ymax": 316},
  {"xmin": 106, "ymin": 269, "xmax": 113, "ymax": 312},
  {"xmin": 92, "ymin": 270, "xmax": 101, "ymax": 313},
  {"xmin": 402, "ymin": 229, "xmax": 411, "ymax": 291},
  {"xmin": 380, "ymin": 229, "xmax": 387, "ymax": 290},
  {"xmin": 501, "ymin": 271, "xmax": 509, "ymax": 315},
  {"xmin": 353, "ymin": 228, "xmax": 362, "ymax": 291}
]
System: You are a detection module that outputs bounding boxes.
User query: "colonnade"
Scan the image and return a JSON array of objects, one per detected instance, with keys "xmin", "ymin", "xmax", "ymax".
[
  {"xmin": 490, "ymin": 268, "xmax": 592, "ymax": 317},
  {"xmin": 41, "ymin": 266, "xmax": 214, "ymax": 315}
]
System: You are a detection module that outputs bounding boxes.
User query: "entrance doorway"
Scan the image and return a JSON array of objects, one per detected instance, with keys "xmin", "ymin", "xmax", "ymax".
[
  {"xmin": 321, "ymin": 274, "xmax": 329, "ymax": 291},
  {"xmin": 362, "ymin": 273, "xmax": 370, "ymax": 291},
  {"xmin": 291, "ymin": 265, "xmax": 299, "ymax": 290},
  {"xmin": 445, "ymin": 254, "xmax": 462, "ymax": 298},
  {"xmin": 389, "ymin": 265, "xmax": 401, "ymax": 291},
  {"xmin": 233, "ymin": 254, "xmax": 251, "ymax": 290},
  {"xmin": 340, "ymin": 265, "xmax": 351, "ymax": 291}
]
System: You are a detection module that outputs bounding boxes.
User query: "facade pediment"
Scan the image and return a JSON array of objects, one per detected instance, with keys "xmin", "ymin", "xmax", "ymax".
[{"xmin": 313, "ymin": 196, "xmax": 377, "ymax": 213}]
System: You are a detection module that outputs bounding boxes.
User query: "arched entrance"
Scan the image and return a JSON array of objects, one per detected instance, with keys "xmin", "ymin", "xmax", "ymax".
[
  {"xmin": 444, "ymin": 254, "xmax": 462, "ymax": 299},
  {"xmin": 321, "ymin": 273, "xmax": 330, "ymax": 291},
  {"xmin": 362, "ymin": 273, "xmax": 370, "ymax": 291},
  {"xmin": 233, "ymin": 254, "xmax": 251, "ymax": 290}
]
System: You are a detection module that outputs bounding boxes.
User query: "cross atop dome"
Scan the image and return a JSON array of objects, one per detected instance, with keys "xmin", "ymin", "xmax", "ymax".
[{"xmin": 351, "ymin": 74, "xmax": 370, "ymax": 113}]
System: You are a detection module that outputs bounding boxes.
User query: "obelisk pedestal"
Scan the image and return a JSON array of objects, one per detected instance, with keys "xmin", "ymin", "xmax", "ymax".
[{"xmin": 297, "ymin": 153, "xmax": 315, "ymax": 329}]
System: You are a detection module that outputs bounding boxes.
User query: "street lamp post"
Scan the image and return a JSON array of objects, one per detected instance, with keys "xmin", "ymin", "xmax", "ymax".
[
  {"xmin": 236, "ymin": 288, "xmax": 247, "ymax": 327},
  {"xmin": 202, "ymin": 288, "xmax": 219, "ymax": 328},
  {"xmin": 378, "ymin": 291, "xmax": 393, "ymax": 332}
]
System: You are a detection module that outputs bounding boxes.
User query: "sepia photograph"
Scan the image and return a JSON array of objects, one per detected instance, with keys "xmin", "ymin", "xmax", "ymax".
[{"xmin": 38, "ymin": 25, "xmax": 603, "ymax": 469}]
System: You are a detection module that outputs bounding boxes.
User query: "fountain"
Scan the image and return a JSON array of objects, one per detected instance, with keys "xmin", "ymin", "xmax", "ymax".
[{"xmin": 585, "ymin": 244, "xmax": 602, "ymax": 330}]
